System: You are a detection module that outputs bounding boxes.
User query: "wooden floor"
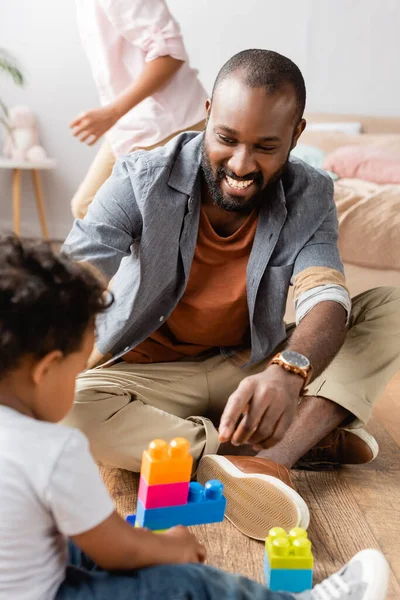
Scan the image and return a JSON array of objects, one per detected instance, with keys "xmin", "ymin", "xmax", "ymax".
[{"xmin": 102, "ymin": 371, "xmax": 400, "ymax": 598}]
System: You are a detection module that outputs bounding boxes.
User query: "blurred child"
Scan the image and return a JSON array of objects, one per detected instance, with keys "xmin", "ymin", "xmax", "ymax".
[
  {"xmin": 0, "ymin": 235, "xmax": 389, "ymax": 600},
  {"xmin": 70, "ymin": 0, "xmax": 207, "ymax": 219}
]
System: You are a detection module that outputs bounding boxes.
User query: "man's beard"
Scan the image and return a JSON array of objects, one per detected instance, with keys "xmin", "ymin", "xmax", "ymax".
[{"xmin": 201, "ymin": 138, "xmax": 288, "ymax": 214}]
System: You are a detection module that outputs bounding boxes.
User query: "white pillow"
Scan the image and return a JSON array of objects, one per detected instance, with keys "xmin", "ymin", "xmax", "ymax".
[{"xmin": 306, "ymin": 122, "xmax": 362, "ymax": 134}]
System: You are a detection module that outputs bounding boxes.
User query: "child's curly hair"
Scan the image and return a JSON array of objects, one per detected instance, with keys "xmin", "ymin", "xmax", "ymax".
[{"xmin": 0, "ymin": 234, "xmax": 112, "ymax": 377}]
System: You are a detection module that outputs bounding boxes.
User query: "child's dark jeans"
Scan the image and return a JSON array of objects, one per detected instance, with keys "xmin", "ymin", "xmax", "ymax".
[{"xmin": 56, "ymin": 541, "xmax": 296, "ymax": 600}]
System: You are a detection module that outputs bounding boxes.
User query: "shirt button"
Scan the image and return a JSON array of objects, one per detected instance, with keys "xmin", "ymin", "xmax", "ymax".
[
  {"xmin": 159, "ymin": 316, "xmax": 164, "ymax": 322},
  {"xmin": 124, "ymin": 346, "xmax": 130, "ymax": 352}
]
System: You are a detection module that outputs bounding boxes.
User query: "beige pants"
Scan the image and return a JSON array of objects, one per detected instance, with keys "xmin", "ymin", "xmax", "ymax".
[
  {"xmin": 71, "ymin": 120, "xmax": 206, "ymax": 220},
  {"xmin": 64, "ymin": 287, "xmax": 400, "ymax": 471}
]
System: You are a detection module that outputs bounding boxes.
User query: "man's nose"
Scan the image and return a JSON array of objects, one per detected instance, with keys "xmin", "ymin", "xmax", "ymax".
[{"xmin": 227, "ymin": 146, "xmax": 256, "ymax": 178}]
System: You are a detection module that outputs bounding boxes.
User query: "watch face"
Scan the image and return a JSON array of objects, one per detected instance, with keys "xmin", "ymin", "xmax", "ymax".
[{"xmin": 281, "ymin": 350, "xmax": 310, "ymax": 370}]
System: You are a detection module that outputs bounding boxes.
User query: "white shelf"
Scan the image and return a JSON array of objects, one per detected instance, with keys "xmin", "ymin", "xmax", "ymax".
[{"xmin": 0, "ymin": 158, "xmax": 57, "ymax": 170}]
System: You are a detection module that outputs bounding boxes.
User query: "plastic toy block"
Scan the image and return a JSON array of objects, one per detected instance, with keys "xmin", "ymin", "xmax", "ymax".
[
  {"xmin": 264, "ymin": 528, "xmax": 313, "ymax": 593},
  {"xmin": 126, "ymin": 514, "xmax": 136, "ymax": 527},
  {"xmin": 135, "ymin": 479, "xmax": 226, "ymax": 529},
  {"xmin": 265, "ymin": 527, "xmax": 314, "ymax": 570},
  {"xmin": 138, "ymin": 476, "xmax": 189, "ymax": 509},
  {"xmin": 126, "ymin": 515, "xmax": 166, "ymax": 533},
  {"xmin": 140, "ymin": 438, "xmax": 193, "ymax": 485},
  {"xmin": 264, "ymin": 560, "xmax": 313, "ymax": 593}
]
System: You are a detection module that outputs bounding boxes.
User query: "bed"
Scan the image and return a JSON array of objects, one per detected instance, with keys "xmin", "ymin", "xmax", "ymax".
[{"xmin": 285, "ymin": 113, "xmax": 400, "ymax": 321}]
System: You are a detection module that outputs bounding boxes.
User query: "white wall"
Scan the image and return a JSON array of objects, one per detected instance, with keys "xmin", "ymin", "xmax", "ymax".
[
  {"xmin": 1, "ymin": 0, "xmax": 399, "ymax": 239},
  {"xmin": 0, "ymin": 0, "xmax": 99, "ymax": 239},
  {"xmin": 168, "ymin": 0, "xmax": 400, "ymax": 115}
]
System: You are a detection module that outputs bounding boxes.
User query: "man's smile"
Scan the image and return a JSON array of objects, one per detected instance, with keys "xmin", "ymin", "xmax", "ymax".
[{"xmin": 221, "ymin": 173, "xmax": 258, "ymax": 197}]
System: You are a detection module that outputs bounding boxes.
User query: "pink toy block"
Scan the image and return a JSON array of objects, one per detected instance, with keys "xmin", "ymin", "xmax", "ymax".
[{"xmin": 138, "ymin": 476, "xmax": 190, "ymax": 509}]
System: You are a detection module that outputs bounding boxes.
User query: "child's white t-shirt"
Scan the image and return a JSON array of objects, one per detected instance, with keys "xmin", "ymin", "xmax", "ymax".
[{"xmin": 0, "ymin": 406, "xmax": 115, "ymax": 600}]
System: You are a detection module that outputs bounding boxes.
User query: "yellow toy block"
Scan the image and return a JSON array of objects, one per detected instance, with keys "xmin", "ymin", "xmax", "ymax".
[
  {"xmin": 140, "ymin": 438, "xmax": 193, "ymax": 485},
  {"xmin": 265, "ymin": 527, "xmax": 314, "ymax": 570},
  {"xmin": 134, "ymin": 523, "xmax": 166, "ymax": 533}
]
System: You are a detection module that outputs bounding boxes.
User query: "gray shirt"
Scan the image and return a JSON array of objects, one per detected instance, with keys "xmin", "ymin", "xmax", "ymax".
[{"xmin": 63, "ymin": 132, "xmax": 343, "ymax": 366}]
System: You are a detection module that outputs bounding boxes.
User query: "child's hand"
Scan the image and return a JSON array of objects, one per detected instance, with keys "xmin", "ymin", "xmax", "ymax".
[
  {"xmin": 71, "ymin": 512, "xmax": 206, "ymax": 571},
  {"xmin": 70, "ymin": 106, "xmax": 118, "ymax": 145},
  {"xmin": 161, "ymin": 526, "xmax": 207, "ymax": 564}
]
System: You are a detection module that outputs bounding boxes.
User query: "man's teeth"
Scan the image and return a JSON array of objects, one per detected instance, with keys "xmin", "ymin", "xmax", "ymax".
[{"xmin": 226, "ymin": 175, "xmax": 253, "ymax": 189}]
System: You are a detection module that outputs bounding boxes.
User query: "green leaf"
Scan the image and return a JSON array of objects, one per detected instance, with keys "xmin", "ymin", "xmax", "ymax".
[
  {"xmin": 0, "ymin": 116, "xmax": 12, "ymax": 135},
  {"xmin": 0, "ymin": 48, "xmax": 25, "ymax": 86},
  {"xmin": 0, "ymin": 97, "xmax": 9, "ymax": 118}
]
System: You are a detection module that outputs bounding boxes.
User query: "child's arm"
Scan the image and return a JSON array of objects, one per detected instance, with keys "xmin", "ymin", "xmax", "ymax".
[
  {"xmin": 70, "ymin": 55, "xmax": 183, "ymax": 145},
  {"xmin": 71, "ymin": 510, "xmax": 206, "ymax": 570},
  {"xmin": 50, "ymin": 430, "xmax": 205, "ymax": 571}
]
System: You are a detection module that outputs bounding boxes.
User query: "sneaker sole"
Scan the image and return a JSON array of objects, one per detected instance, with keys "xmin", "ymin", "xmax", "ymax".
[
  {"xmin": 343, "ymin": 428, "xmax": 379, "ymax": 463},
  {"xmin": 197, "ymin": 455, "xmax": 310, "ymax": 541}
]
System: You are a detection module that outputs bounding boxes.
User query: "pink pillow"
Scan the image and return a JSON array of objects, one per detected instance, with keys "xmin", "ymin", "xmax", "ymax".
[{"xmin": 323, "ymin": 145, "xmax": 400, "ymax": 183}]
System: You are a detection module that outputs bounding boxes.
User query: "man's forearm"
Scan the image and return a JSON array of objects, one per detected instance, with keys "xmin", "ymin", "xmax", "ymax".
[
  {"xmin": 283, "ymin": 300, "xmax": 347, "ymax": 379},
  {"xmin": 110, "ymin": 56, "xmax": 184, "ymax": 120}
]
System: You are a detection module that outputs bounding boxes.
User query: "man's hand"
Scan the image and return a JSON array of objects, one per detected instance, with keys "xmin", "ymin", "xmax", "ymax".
[
  {"xmin": 219, "ymin": 365, "xmax": 303, "ymax": 449},
  {"xmin": 161, "ymin": 526, "xmax": 206, "ymax": 564},
  {"xmin": 70, "ymin": 105, "xmax": 118, "ymax": 145}
]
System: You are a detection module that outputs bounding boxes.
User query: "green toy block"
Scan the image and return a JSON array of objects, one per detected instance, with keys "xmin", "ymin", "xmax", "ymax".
[{"xmin": 265, "ymin": 527, "xmax": 314, "ymax": 570}]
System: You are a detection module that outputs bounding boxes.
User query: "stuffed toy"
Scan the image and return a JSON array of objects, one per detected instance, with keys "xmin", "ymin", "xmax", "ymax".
[{"xmin": 2, "ymin": 105, "xmax": 47, "ymax": 161}]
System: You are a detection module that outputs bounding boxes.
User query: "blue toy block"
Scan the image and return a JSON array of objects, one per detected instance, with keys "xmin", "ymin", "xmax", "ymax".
[
  {"xmin": 134, "ymin": 480, "xmax": 226, "ymax": 530},
  {"xmin": 126, "ymin": 514, "xmax": 136, "ymax": 527},
  {"xmin": 264, "ymin": 553, "xmax": 313, "ymax": 593}
]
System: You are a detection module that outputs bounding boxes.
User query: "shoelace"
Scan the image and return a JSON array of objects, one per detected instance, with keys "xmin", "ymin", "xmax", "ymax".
[{"xmin": 310, "ymin": 572, "xmax": 351, "ymax": 600}]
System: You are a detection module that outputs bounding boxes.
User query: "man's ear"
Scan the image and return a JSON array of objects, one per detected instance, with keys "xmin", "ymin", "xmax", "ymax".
[
  {"xmin": 32, "ymin": 350, "xmax": 63, "ymax": 385},
  {"xmin": 291, "ymin": 118, "xmax": 306, "ymax": 151},
  {"xmin": 205, "ymin": 98, "xmax": 211, "ymax": 117}
]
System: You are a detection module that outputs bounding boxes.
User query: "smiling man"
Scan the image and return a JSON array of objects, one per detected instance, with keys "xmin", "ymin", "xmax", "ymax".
[{"xmin": 63, "ymin": 49, "xmax": 400, "ymax": 540}]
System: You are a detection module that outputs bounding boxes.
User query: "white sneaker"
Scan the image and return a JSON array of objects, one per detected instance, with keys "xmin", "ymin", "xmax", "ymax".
[{"xmin": 295, "ymin": 549, "xmax": 389, "ymax": 600}]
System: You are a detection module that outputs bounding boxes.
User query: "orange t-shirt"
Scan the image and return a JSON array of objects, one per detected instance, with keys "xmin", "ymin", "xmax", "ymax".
[{"xmin": 123, "ymin": 206, "xmax": 258, "ymax": 364}]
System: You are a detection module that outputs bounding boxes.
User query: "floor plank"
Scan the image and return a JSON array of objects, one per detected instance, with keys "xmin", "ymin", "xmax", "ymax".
[
  {"xmin": 193, "ymin": 521, "xmax": 264, "ymax": 583},
  {"xmin": 343, "ymin": 470, "xmax": 400, "ymax": 585},
  {"xmin": 293, "ymin": 470, "xmax": 400, "ymax": 599}
]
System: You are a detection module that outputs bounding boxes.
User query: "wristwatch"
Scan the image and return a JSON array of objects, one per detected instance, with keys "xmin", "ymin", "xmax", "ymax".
[{"xmin": 270, "ymin": 350, "xmax": 312, "ymax": 395}]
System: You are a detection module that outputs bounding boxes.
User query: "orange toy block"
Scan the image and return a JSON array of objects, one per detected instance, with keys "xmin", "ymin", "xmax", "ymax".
[{"xmin": 140, "ymin": 438, "xmax": 193, "ymax": 485}]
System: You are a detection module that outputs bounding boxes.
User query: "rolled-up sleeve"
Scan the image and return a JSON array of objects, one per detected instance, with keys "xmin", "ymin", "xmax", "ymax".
[
  {"xmin": 99, "ymin": 0, "xmax": 188, "ymax": 62},
  {"xmin": 292, "ymin": 195, "xmax": 351, "ymax": 323},
  {"xmin": 293, "ymin": 202, "xmax": 344, "ymax": 279}
]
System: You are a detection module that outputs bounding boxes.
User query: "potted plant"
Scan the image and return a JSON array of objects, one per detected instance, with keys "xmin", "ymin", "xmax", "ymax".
[{"xmin": 0, "ymin": 48, "xmax": 25, "ymax": 136}]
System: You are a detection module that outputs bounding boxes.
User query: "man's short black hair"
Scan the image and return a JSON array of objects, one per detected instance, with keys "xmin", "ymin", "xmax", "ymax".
[
  {"xmin": 212, "ymin": 49, "xmax": 306, "ymax": 123},
  {"xmin": 0, "ymin": 235, "xmax": 112, "ymax": 377}
]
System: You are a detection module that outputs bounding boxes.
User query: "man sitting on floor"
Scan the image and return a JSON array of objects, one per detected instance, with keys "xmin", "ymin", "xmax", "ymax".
[{"xmin": 63, "ymin": 49, "xmax": 400, "ymax": 540}]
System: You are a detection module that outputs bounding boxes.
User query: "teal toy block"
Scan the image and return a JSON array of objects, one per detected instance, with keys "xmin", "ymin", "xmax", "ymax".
[
  {"xmin": 264, "ymin": 527, "xmax": 313, "ymax": 594},
  {"xmin": 134, "ymin": 479, "xmax": 226, "ymax": 530},
  {"xmin": 264, "ymin": 558, "xmax": 313, "ymax": 593}
]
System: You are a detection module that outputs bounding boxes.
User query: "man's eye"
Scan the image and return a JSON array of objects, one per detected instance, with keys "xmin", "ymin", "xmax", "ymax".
[
  {"xmin": 256, "ymin": 145, "xmax": 277, "ymax": 152},
  {"xmin": 217, "ymin": 134, "xmax": 235, "ymax": 144}
]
